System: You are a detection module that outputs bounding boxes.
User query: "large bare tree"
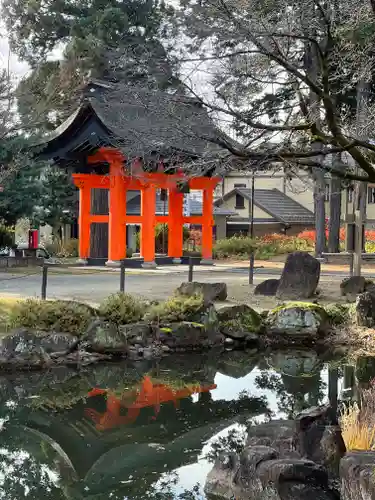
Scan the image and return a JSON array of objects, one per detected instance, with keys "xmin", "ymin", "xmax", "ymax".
[{"xmin": 175, "ymin": 0, "xmax": 375, "ymax": 179}]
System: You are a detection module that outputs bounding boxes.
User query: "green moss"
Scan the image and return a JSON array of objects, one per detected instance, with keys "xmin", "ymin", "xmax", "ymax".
[{"xmin": 270, "ymin": 301, "xmax": 327, "ymax": 317}]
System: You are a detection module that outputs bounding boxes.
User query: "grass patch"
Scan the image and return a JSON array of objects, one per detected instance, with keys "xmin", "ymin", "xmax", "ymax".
[
  {"xmin": 98, "ymin": 293, "xmax": 146, "ymax": 325},
  {"xmin": 0, "ymin": 298, "xmax": 22, "ymax": 333},
  {"xmin": 145, "ymin": 294, "xmax": 205, "ymax": 323}
]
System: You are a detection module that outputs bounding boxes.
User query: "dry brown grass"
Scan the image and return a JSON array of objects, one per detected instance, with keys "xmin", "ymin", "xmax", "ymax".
[{"xmin": 340, "ymin": 384, "xmax": 375, "ymax": 451}]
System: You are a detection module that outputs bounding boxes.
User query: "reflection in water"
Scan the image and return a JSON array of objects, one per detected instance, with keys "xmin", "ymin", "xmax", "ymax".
[
  {"xmin": 85, "ymin": 376, "xmax": 217, "ymax": 430},
  {"xmin": 0, "ymin": 349, "xmax": 369, "ymax": 499}
]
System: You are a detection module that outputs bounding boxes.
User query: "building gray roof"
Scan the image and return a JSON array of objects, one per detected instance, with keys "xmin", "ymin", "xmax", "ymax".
[
  {"xmin": 127, "ymin": 191, "xmax": 236, "ymax": 217},
  {"xmin": 36, "ymin": 80, "xmax": 235, "ymax": 169},
  {"xmin": 215, "ymin": 188, "xmax": 315, "ymax": 225}
]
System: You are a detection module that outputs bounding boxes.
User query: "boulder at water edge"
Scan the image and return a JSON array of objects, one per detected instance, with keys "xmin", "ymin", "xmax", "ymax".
[
  {"xmin": 176, "ymin": 281, "xmax": 227, "ymax": 302},
  {"xmin": 0, "ymin": 329, "xmax": 51, "ymax": 368},
  {"xmin": 276, "ymin": 252, "xmax": 320, "ymax": 300},
  {"xmin": 157, "ymin": 321, "xmax": 223, "ymax": 349},
  {"xmin": 254, "ymin": 278, "xmax": 280, "ymax": 296},
  {"xmin": 205, "ymin": 445, "xmax": 336, "ymax": 500},
  {"xmin": 83, "ymin": 319, "xmax": 127, "ymax": 353},
  {"xmin": 217, "ymin": 304, "xmax": 262, "ymax": 342},
  {"xmin": 266, "ymin": 303, "xmax": 329, "ymax": 339}
]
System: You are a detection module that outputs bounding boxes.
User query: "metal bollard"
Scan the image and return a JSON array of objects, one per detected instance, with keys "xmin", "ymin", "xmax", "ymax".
[
  {"xmin": 41, "ymin": 264, "xmax": 48, "ymax": 300},
  {"xmin": 249, "ymin": 251, "xmax": 255, "ymax": 285},
  {"xmin": 120, "ymin": 260, "xmax": 125, "ymax": 292},
  {"xmin": 188, "ymin": 257, "xmax": 194, "ymax": 282}
]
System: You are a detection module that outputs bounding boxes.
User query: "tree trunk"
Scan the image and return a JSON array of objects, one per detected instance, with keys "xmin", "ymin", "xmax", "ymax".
[
  {"xmin": 328, "ymin": 154, "xmax": 342, "ymax": 253},
  {"xmin": 90, "ymin": 188, "xmax": 109, "ymax": 259},
  {"xmin": 353, "ymin": 80, "xmax": 369, "ymax": 276},
  {"xmin": 313, "ymin": 172, "xmax": 326, "ymax": 257},
  {"xmin": 304, "ymin": 4, "xmax": 326, "ymax": 257}
]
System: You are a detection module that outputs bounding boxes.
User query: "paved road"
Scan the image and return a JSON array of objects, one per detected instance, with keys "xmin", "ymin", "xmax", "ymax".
[{"xmin": 0, "ymin": 265, "xmax": 367, "ymax": 303}]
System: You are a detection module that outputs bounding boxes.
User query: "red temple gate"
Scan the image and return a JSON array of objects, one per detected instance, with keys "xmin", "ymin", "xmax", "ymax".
[{"xmin": 73, "ymin": 147, "xmax": 220, "ymax": 267}]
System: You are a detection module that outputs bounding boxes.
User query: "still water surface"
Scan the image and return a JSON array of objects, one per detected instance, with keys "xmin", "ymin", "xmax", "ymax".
[{"xmin": 0, "ymin": 348, "xmax": 364, "ymax": 499}]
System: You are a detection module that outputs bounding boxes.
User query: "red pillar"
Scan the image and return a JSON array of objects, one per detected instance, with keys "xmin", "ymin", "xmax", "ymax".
[
  {"xmin": 73, "ymin": 178, "xmax": 91, "ymax": 263},
  {"xmin": 168, "ymin": 189, "xmax": 184, "ymax": 262},
  {"xmin": 107, "ymin": 158, "xmax": 127, "ymax": 265},
  {"xmin": 141, "ymin": 186, "xmax": 156, "ymax": 267},
  {"xmin": 202, "ymin": 187, "xmax": 214, "ymax": 263}
]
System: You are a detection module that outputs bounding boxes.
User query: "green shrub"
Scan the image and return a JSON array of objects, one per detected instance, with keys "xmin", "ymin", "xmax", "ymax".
[
  {"xmin": 214, "ymin": 234, "xmax": 314, "ymax": 260},
  {"xmin": 98, "ymin": 293, "xmax": 146, "ymax": 324},
  {"xmin": 213, "ymin": 236, "xmax": 258, "ymax": 259},
  {"xmin": 45, "ymin": 238, "xmax": 78, "ymax": 258},
  {"xmin": 325, "ymin": 303, "xmax": 355, "ymax": 326},
  {"xmin": 146, "ymin": 294, "xmax": 205, "ymax": 323},
  {"xmin": 10, "ymin": 299, "xmax": 94, "ymax": 335}
]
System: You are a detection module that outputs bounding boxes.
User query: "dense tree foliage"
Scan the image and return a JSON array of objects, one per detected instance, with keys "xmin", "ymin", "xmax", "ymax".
[{"xmin": 4, "ymin": 0, "xmax": 179, "ymax": 128}]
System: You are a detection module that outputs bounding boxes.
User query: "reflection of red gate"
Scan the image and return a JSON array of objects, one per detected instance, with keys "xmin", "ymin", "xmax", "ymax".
[{"xmin": 85, "ymin": 376, "xmax": 216, "ymax": 431}]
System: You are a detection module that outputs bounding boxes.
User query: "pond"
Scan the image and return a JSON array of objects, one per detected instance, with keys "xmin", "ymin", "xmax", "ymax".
[{"xmin": 0, "ymin": 348, "xmax": 370, "ymax": 500}]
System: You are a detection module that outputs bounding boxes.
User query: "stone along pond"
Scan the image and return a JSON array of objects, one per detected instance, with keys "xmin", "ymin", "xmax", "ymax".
[{"xmin": 0, "ymin": 348, "xmax": 371, "ymax": 500}]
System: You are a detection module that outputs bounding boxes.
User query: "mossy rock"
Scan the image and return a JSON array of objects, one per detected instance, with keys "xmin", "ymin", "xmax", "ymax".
[
  {"xmin": 266, "ymin": 302, "xmax": 329, "ymax": 339},
  {"xmin": 217, "ymin": 304, "xmax": 262, "ymax": 341}
]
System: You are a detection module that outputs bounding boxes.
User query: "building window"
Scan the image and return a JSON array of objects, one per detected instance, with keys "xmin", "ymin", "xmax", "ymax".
[
  {"xmin": 368, "ymin": 187, "xmax": 375, "ymax": 204},
  {"xmin": 234, "ymin": 183, "xmax": 246, "ymax": 188},
  {"xmin": 235, "ymin": 193, "xmax": 245, "ymax": 209},
  {"xmin": 324, "ymin": 183, "xmax": 330, "ymax": 202}
]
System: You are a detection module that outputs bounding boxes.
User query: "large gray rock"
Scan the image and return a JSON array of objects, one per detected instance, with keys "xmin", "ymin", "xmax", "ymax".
[
  {"xmin": 255, "ymin": 279, "xmax": 280, "ymax": 296},
  {"xmin": 157, "ymin": 321, "xmax": 223, "ymax": 349},
  {"xmin": 177, "ymin": 281, "xmax": 227, "ymax": 302},
  {"xmin": 246, "ymin": 420, "xmax": 297, "ymax": 459},
  {"xmin": 356, "ymin": 291, "xmax": 375, "ymax": 327},
  {"xmin": 0, "ymin": 329, "xmax": 50, "ymax": 368},
  {"xmin": 276, "ymin": 252, "xmax": 320, "ymax": 300},
  {"xmin": 40, "ymin": 332, "xmax": 78, "ymax": 353},
  {"xmin": 340, "ymin": 276, "xmax": 366, "ymax": 301},
  {"xmin": 340, "ymin": 451, "xmax": 375, "ymax": 500},
  {"xmin": 205, "ymin": 446, "xmax": 333, "ymax": 500},
  {"xmin": 119, "ymin": 323, "xmax": 152, "ymax": 347},
  {"xmin": 295, "ymin": 406, "xmax": 345, "ymax": 476},
  {"xmin": 266, "ymin": 303, "xmax": 329, "ymax": 339},
  {"xmin": 217, "ymin": 304, "xmax": 262, "ymax": 342},
  {"xmin": 83, "ymin": 319, "xmax": 127, "ymax": 353}
]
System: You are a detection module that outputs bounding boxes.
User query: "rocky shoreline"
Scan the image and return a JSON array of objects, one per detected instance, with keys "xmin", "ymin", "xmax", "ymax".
[
  {"xmin": 205, "ymin": 404, "xmax": 375, "ymax": 500},
  {"xmin": 2, "ymin": 248, "xmax": 375, "ymax": 371},
  {"xmin": 0, "ymin": 295, "xmax": 357, "ymax": 371}
]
